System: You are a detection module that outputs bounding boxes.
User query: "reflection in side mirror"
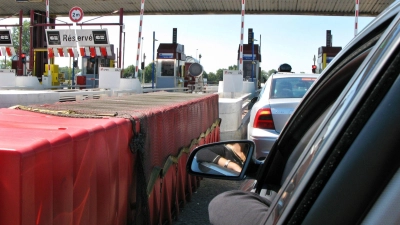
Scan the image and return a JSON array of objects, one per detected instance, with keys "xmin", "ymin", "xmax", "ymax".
[{"xmin": 187, "ymin": 140, "xmax": 256, "ymax": 180}]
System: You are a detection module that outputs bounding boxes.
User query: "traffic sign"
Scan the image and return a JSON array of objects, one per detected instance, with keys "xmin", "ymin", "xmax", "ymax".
[{"xmin": 69, "ymin": 6, "xmax": 84, "ymax": 23}]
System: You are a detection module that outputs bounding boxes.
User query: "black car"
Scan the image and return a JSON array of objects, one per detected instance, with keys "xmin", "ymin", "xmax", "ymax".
[{"xmin": 186, "ymin": 1, "xmax": 400, "ymax": 224}]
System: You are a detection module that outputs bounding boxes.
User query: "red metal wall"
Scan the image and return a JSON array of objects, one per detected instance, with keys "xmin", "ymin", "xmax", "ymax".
[
  {"xmin": 0, "ymin": 92, "xmax": 220, "ymax": 225},
  {"xmin": 0, "ymin": 109, "xmax": 133, "ymax": 225}
]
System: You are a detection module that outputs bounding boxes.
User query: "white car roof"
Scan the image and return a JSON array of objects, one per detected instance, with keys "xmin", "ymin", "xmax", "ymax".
[{"xmin": 271, "ymin": 72, "xmax": 320, "ymax": 79}]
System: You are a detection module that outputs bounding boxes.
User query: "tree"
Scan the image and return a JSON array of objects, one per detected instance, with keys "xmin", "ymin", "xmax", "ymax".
[
  {"xmin": 123, "ymin": 63, "xmax": 155, "ymax": 83},
  {"xmin": 143, "ymin": 63, "xmax": 156, "ymax": 83},
  {"xmin": 12, "ymin": 20, "xmax": 30, "ymax": 55},
  {"xmin": 202, "ymin": 70, "xmax": 208, "ymax": 79},
  {"xmin": 0, "ymin": 59, "xmax": 12, "ymax": 69},
  {"xmin": 122, "ymin": 65, "xmax": 135, "ymax": 78},
  {"xmin": 215, "ymin": 69, "xmax": 224, "ymax": 81},
  {"xmin": 58, "ymin": 66, "xmax": 81, "ymax": 80},
  {"xmin": 264, "ymin": 69, "xmax": 277, "ymax": 81},
  {"xmin": 266, "ymin": 69, "xmax": 277, "ymax": 76},
  {"xmin": 228, "ymin": 65, "xmax": 238, "ymax": 70},
  {"xmin": 206, "ymin": 72, "xmax": 219, "ymax": 84}
]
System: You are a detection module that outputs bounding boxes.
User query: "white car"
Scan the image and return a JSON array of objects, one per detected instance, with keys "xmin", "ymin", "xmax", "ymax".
[{"xmin": 247, "ymin": 72, "xmax": 319, "ymax": 159}]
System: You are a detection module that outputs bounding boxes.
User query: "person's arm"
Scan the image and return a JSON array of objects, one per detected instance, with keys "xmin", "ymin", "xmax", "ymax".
[
  {"xmin": 215, "ymin": 157, "xmax": 242, "ymax": 172},
  {"xmin": 196, "ymin": 145, "xmax": 224, "ymax": 163},
  {"xmin": 197, "ymin": 145, "xmax": 242, "ymax": 172}
]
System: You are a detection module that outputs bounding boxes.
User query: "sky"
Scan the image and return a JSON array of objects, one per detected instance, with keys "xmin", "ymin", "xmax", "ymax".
[{"xmin": 1, "ymin": 11, "xmax": 375, "ymax": 74}]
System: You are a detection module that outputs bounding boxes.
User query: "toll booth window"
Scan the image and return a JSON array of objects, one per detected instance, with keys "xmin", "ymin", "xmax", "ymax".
[
  {"xmin": 161, "ymin": 61, "xmax": 174, "ymax": 76},
  {"xmin": 83, "ymin": 58, "xmax": 95, "ymax": 74},
  {"xmin": 243, "ymin": 61, "xmax": 253, "ymax": 80},
  {"xmin": 99, "ymin": 58, "xmax": 113, "ymax": 68}
]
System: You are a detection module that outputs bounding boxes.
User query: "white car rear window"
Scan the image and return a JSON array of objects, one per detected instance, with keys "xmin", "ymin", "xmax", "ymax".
[{"xmin": 271, "ymin": 77, "xmax": 316, "ymax": 98}]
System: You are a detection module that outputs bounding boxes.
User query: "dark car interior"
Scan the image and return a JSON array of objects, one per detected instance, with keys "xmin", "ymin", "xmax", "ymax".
[{"xmin": 289, "ymin": 37, "xmax": 400, "ymax": 225}]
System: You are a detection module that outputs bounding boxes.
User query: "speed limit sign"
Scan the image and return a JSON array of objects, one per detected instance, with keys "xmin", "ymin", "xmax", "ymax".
[{"xmin": 69, "ymin": 6, "xmax": 84, "ymax": 23}]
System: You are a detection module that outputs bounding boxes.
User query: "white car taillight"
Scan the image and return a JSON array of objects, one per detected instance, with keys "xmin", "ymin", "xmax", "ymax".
[{"xmin": 253, "ymin": 108, "xmax": 275, "ymax": 129}]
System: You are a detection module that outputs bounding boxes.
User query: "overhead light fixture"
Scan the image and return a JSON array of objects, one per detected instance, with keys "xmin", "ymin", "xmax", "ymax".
[{"xmin": 16, "ymin": 0, "xmax": 44, "ymax": 2}]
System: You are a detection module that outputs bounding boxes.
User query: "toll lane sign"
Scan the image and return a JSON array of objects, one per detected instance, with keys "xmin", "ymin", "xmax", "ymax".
[
  {"xmin": 45, "ymin": 29, "xmax": 110, "ymax": 47},
  {"xmin": 0, "ymin": 30, "xmax": 12, "ymax": 46},
  {"xmin": 69, "ymin": 6, "xmax": 83, "ymax": 23}
]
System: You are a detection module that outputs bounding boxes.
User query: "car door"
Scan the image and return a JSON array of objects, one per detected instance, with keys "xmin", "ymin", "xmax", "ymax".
[
  {"xmin": 261, "ymin": 4, "xmax": 400, "ymax": 224},
  {"xmin": 255, "ymin": 2, "xmax": 400, "ymax": 193}
]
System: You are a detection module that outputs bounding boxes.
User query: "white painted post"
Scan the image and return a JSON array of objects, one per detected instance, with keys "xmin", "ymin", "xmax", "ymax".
[
  {"xmin": 355, "ymin": 0, "xmax": 359, "ymax": 36},
  {"xmin": 239, "ymin": 0, "xmax": 246, "ymax": 73},
  {"xmin": 46, "ymin": 0, "xmax": 52, "ymax": 86},
  {"xmin": 134, "ymin": 0, "xmax": 145, "ymax": 78}
]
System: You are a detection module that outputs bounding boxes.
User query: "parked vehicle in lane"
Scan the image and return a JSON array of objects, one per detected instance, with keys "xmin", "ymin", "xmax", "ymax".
[
  {"xmin": 187, "ymin": 1, "xmax": 400, "ymax": 224},
  {"xmin": 247, "ymin": 71, "xmax": 318, "ymax": 159}
]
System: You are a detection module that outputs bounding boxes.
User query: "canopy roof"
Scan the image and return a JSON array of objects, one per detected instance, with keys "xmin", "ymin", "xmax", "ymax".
[{"xmin": 0, "ymin": 0, "xmax": 395, "ymax": 18}]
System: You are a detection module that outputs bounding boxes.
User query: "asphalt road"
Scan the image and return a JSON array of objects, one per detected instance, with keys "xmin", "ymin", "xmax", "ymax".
[{"xmin": 173, "ymin": 178, "xmax": 244, "ymax": 225}]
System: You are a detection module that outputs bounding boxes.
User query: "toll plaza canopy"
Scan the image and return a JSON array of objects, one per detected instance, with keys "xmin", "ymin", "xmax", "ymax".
[{"xmin": 0, "ymin": 0, "xmax": 396, "ymax": 17}]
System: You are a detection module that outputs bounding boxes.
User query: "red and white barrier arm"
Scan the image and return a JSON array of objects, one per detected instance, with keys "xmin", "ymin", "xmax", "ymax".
[
  {"xmin": 355, "ymin": 0, "xmax": 359, "ymax": 36},
  {"xmin": 46, "ymin": 0, "xmax": 51, "ymax": 77},
  {"xmin": 134, "ymin": 0, "xmax": 145, "ymax": 78},
  {"xmin": 239, "ymin": 0, "xmax": 245, "ymax": 73}
]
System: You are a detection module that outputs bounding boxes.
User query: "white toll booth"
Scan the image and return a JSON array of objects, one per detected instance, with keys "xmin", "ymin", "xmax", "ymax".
[
  {"xmin": 155, "ymin": 43, "xmax": 186, "ymax": 89},
  {"xmin": 222, "ymin": 70, "xmax": 243, "ymax": 97},
  {"xmin": 219, "ymin": 70, "xmax": 256, "ymax": 98},
  {"xmin": 0, "ymin": 69, "xmax": 16, "ymax": 87},
  {"xmin": 237, "ymin": 34, "xmax": 262, "ymax": 91},
  {"xmin": 217, "ymin": 70, "xmax": 254, "ymax": 140},
  {"xmin": 98, "ymin": 67, "xmax": 142, "ymax": 93}
]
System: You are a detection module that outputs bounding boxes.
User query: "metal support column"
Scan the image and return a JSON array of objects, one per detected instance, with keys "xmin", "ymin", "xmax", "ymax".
[
  {"xmin": 152, "ymin": 31, "xmax": 155, "ymax": 89},
  {"xmin": 18, "ymin": 10, "xmax": 23, "ymax": 75},
  {"xmin": 119, "ymin": 8, "xmax": 123, "ymax": 68},
  {"xmin": 251, "ymin": 31, "xmax": 254, "ymax": 82}
]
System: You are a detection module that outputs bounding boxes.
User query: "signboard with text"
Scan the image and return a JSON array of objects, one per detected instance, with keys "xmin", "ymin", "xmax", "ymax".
[
  {"xmin": 223, "ymin": 70, "xmax": 243, "ymax": 93},
  {"xmin": 99, "ymin": 67, "xmax": 121, "ymax": 89},
  {"xmin": 45, "ymin": 29, "xmax": 110, "ymax": 47},
  {"xmin": 243, "ymin": 54, "xmax": 256, "ymax": 60},
  {"xmin": 0, "ymin": 30, "xmax": 13, "ymax": 46},
  {"xmin": 158, "ymin": 53, "xmax": 174, "ymax": 59}
]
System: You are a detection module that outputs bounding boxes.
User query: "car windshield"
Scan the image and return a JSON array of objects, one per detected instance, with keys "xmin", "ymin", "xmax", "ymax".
[{"xmin": 271, "ymin": 77, "xmax": 316, "ymax": 98}]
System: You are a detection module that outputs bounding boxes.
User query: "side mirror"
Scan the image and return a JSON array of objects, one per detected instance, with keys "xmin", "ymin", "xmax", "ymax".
[
  {"xmin": 248, "ymin": 97, "xmax": 258, "ymax": 110},
  {"xmin": 186, "ymin": 140, "xmax": 262, "ymax": 180}
]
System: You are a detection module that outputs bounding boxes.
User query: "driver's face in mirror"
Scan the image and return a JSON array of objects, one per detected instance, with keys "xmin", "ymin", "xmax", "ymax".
[{"xmin": 195, "ymin": 142, "xmax": 249, "ymax": 173}]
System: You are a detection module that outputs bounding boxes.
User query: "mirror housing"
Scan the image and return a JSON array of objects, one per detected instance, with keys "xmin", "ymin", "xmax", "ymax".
[
  {"xmin": 248, "ymin": 97, "xmax": 258, "ymax": 110},
  {"xmin": 186, "ymin": 140, "xmax": 262, "ymax": 180}
]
